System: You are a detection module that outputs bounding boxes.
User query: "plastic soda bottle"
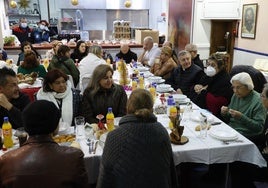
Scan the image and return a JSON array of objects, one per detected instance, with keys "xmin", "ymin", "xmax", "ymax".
[
  {"xmin": 2, "ymin": 117, "xmax": 13, "ymax": 148},
  {"xmin": 132, "ymin": 78, "xmax": 138, "ymax": 91},
  {"xmin": 149, "ymin": 82, "xmax": 157, "ymax": 101},
  {"xmin": 138, "ymin": 73, "xmax": 144, "ymax": 89},
  {"xmin": 106, "ymin": 107, "xmax": 115, "ymax": 131},
  {"xmin": 169, "ymin": 102, "xmax": 178, "ymax": 129}
]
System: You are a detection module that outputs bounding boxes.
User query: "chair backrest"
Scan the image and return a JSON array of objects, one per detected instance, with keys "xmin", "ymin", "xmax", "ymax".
[
  {"xmin": 230, "ymin": 65, "xmax": 267, "ymax": 93},
  {"xmin": 81, "ymin": 77, "xmax": 90, "ymax": 93}
]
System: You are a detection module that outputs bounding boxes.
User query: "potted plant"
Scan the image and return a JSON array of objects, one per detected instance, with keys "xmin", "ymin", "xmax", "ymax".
[{"xmin": 4, "ymin": 36, "xmax": 15, "ymax": 46}]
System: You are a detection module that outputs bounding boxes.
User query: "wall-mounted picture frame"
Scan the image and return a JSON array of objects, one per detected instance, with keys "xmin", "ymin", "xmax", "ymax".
[{"xmin": 241, "ymin": 3, "xmax": 258, "ymax": 39}]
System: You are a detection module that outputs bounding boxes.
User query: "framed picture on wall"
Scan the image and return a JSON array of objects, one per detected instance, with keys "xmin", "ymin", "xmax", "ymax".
[{"xmin": 241, "ymin": 3, "xmax": 258, "ymax": 39}]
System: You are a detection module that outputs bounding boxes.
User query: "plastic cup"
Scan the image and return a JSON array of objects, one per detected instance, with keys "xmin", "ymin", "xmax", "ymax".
[{"xmin": 75, "ymin": 116, "xmax": 85, "ymax": 139}]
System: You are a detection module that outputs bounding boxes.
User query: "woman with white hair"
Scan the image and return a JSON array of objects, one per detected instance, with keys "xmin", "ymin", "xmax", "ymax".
[{"xmin": 221, "ymin": 72, "xmax": 266, "ymax": 141}]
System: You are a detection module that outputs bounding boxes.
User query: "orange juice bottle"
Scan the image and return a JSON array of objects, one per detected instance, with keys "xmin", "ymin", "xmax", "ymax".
[
  {"xmin": 138, "ymin": 73, "xmax": 144, "ymax": 89},
  {"xmin": 149, "ymin": 82, "xmax": 156, "ymax": 101},
  {"xmin": 106, "ymin": 107, "xmax": 115, "ymax": 131},
  {"xmin": 2, "ymin": 117, "xmax": 13, "ymax": 148},
  {"xmin": 169, "ymin": 102, "xmax": 177, "ymax": 129},
  {"xmin": 132, "ymin": 78, "xmax": 138, "ymax": 91}
]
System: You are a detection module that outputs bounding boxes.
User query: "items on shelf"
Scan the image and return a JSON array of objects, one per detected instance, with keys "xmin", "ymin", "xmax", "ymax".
[{"xmin": 113, "ymin": 20, "xmax": 131, "ymax": 40}]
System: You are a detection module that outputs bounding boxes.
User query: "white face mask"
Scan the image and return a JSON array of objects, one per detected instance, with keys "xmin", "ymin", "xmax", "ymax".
[
  {"xmin": 39, "ymin": 25, "xmax": 45, "ymax": 30},
  {"xmin": 205, "ymin": 66, "xmax": 217, "ymax": 77},
  {"xmin": 20, "ymin": 23, "xmax": 27, "ymax": 28}
]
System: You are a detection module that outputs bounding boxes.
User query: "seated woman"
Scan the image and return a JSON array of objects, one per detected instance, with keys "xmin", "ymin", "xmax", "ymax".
[
  {"xmin": 81, "ymin": 64, "xmax": 127, "ymax": 124},
  {"xmin": 221, "ymin": 72, "xmax": 266, "ymax": 143},
  {"xmin": 48, "ymin": 45, "xmax": 80, "ymax": 88},
  {"xmin": 18, "ymin": 51, "xmax": 47, "ymax": 78},
  {"xmin": 70, "ymin": 40, "xmax": 88, "ymax": 64},
  {"xmin": 17, "ymin": 41, "xmax": 41, "ymax": 66},
  {"xmin": 192, "ymin": 53, "xmax": 233, "ymax": 118},
  {"xmin": 36, "ymin": 69, "xmax": 81, "ymax": 126},
  {"xmin": 150, "ymin": 46, "xmax": 177, "ymax": 80},
  {"xmin": 45, "ymin": 40, "xmax": 63, "ymax": 60},
  {"xmin": 97, "ymin": 89, "xmax": 178, "ymax": 187},
  {"xmin": 79, "ymin": 45, "xmax": 106, "ymax": 92}
]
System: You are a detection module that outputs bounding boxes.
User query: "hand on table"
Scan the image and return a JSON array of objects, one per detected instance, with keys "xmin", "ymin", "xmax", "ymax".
[{"xmin": 176, "ymin": 88, "xmax": 183, "ymax": 94}]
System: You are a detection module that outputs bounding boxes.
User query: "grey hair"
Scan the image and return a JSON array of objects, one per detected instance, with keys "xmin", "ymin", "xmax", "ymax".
[
  {"xmin": 231, "ymin": 72, "xmax": 254, "ymax": 90},
  {"xmin": 143, "ymin": 36, "xmax": 153, "ymax": 43},
  {"xmin": 177, "ymin": 50, "xmax": 191, "ymax": 58}
]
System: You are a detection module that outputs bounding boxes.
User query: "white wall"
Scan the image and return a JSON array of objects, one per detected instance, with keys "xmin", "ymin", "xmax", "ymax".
[{"xmin": 0, "ymin": 0, "xmax": 12, "ymax": 48}]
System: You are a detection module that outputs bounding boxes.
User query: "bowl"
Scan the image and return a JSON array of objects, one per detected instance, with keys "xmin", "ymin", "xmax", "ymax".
[
  {"xmin": 173, "ymin": 94, "xmax": 187, "ymax": 102},
  {"xmin": 157, "ymin": 84, "xmax": 171, "ymax": 90}
]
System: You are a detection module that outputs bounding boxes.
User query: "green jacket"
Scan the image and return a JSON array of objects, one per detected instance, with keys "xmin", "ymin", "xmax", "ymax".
[
  {"xmin": 18, "ymin": 65, "xmax": 47, "ymax": 78},
  {"xmin": 222, "ymin": 90, "xmax": 266, "ymax": 137},
  {"xmin": 48, "ymin": 56, "xmax": 80, "ymax": 87}
]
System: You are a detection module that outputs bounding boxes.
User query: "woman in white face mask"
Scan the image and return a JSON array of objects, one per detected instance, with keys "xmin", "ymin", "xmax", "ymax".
[{"xmin": 192, "ymin": 53, "xmax": 233, "ymax": 118}]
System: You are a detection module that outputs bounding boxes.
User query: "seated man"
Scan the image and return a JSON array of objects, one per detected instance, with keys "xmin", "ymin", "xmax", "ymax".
[
  {"xmin": 150, "ymin": 46, "xmax": 177, "ymax": 80},
  {"xmin": 115, "ymin": 43, "xmax": 137, "ymax": 64},
  {"xmin": 185, "ymin": 43, "xmax": 204, "ymax": 69},
  {"xmin": 138, "ymin": 36, "xmax": 161, "ymax": 67},
  {"xmin": 165, "ymin": 50, "xmax": 205, "ymax": 98},
  {"xmin": 0, "ymin": 67, "xmax": 30, "ymax": 129},
  {"xmin": 0, "ymin": 100, "xmax": 88, "ymax": 187}
]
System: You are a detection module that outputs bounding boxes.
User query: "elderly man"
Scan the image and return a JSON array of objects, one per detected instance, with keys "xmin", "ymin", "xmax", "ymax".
[
  {"xmin": 0, "ymin": 67, "xmax": 30, "ymax": 129},
  {"xmin": 115, "ymin": 43, "xmax": 137, "ymax": 64},
  {"xmin": 138, "ymin": 36, "xmax": 161, "ymax": 67},
  {"xmin": 12, "ymin": 17, "xmax": 32, "ymax": 44},
  {"xmin": 150, "ymin": 46, "xmax": 177, "ymax": 80},
  {"xmin": 185, "ymin": 43, "xmax": 204, "ymax": 69},
  {"xmin": 165, "ymin": 50, "xmax": 205, "ymax": 98},
  {"xmin": 0, "ymin": 100, "xmax": 88, "ymax": 188}
]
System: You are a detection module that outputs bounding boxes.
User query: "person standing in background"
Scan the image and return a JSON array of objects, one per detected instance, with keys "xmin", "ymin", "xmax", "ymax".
[
  {"xmin": 115, "ymin": 43, "xmax": 137, "ymax": 64},
  {"xmin": 12, "ymin": 18, "xmax": 32, "ymax": 44},
  {"xmin": 185, "ymin": 43, "xmax": 204, "ymax": 69},
  {"xmin": 138, "ymin": 36, "xmax": 161, "ymax": 67},
  {"xmin": 31, "ymin": 20, "xmax": 50, "ymax": 44}
]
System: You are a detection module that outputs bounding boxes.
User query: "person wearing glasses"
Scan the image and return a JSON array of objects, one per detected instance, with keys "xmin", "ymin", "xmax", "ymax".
[
  {"xmin": 221, "ymin": 72, "xmax": 266, "ymax": 142},
  {"xmin": 192, "ymin": 53, "xmax": 233, "ymax": 118}
]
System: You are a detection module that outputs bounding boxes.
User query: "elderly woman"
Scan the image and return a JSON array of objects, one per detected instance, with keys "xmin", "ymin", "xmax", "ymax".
[
  {"xmin": 81, "ymin": 64, "xmax": 127, "ymax": 124},
  {"xmin": 192, "ymin": 53, "xmax": 233, "ymax": 118},
  {"xmin": 18, "ymin": 51, "xmax": 47, "ymax": 78},
  {"xmin": 48, "ymin": 45, "xmax": 80, "ymax": 88},
  {"xmin": 221, "ymin": 72, "xmax": 266, "ymax": 141},
  {"xmin": 97, "ymin": 89, "xmax": 178, "ymax": 188},
  {"xmin": 36, "ymin": 69, "xmax": 81, "ymax": 126},
  {"xmin": 150, "ymin": 46, "xmax": 177, "ymax": 80},
  {"xmin": 70, "ymin": 40, "xmax": 88, "ymax": 64}
]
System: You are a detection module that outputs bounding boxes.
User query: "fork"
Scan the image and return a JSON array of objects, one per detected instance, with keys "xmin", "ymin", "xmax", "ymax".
[{"xmin": 222, "ymin": 140, "xmax": 244, "ymax": 145}]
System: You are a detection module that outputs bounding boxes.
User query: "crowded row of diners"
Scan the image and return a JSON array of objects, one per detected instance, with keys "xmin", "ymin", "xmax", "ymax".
[{"xmin": 0, "ymin": 32, "xmax": 268, "ymax": 188}]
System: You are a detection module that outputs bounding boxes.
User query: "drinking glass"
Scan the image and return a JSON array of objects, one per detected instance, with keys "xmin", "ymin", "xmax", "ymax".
[{"xmin": 75, "ymin": 116, "xmax": 85, "ymax": 139}]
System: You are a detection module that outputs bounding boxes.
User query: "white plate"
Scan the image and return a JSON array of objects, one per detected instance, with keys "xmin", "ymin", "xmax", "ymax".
[
  {"xmin": 173, "ymin": 94, "xmax": 187, "ymax": 101},
  {"xmin": 143, "ymin": 71, "xmax": 153, "ymax": 78},
  {"xmin": 190, "ymin": 112, "xmax": 214, "ymax": 123},
  {"xmin": 137, "ymin": 67, "xmax": 150, "ymax": 72},
  {"xmin": 156, "ymin": 87, "xmax": 173, "ymax": 93},
  {"xmin": 150, "ymin": 79, "xmax": 165, "ymax": 84},
  {"xmin": 209, "ymin": 128, "xmax": 238, "ymax": 141}
]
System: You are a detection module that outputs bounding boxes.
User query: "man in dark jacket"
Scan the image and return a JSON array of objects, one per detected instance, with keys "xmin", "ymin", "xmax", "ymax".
[
  {"xmin": 166, "ymin": 50, "xmax": 205, "ymax": 99},
  {"xmin": 115, "ymin": 43, "xmax": 137, "ymax": 64},
  {"xmin": 0, "ymin": 100, "xmax": 88, "ymax": 188},
  {"xmin": 12, "ymin": 18, "xmax": 32, "ymax": 44},
  {"xmin": 185, "ymin": 43, "xmax": 204, "ymax": 69},
  {"xmin": 0, "ymin": 67, "xmax": 30, "ymax": 129}
]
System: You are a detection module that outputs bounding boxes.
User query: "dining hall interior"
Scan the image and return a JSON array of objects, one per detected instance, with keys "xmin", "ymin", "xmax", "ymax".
[{"xmin": 0, "ymin": 0, "xmax": 268, "ymax": 188}]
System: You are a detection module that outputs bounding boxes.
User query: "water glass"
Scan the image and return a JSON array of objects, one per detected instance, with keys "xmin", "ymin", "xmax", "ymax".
[{"xmin": 75, "ymin": 116, "xmax": 85, "ymax": 139}]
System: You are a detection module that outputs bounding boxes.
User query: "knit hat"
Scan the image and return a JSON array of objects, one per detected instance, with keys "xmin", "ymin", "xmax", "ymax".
[
  {"xmin": 231, "ymin": 72, "xmax": 254, "ymax": 90},
  {"xmin": 22, "ymin": 100, "xmax": 61, "ymax": 135},
  {"xmin": 0, "ymin": 49, "xmax": 7, "ymax": 61}
]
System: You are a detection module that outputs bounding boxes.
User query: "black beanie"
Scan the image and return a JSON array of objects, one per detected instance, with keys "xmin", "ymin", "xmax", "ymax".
[{"xmin": 22, "ymin": 100, "xmax": 61, "ymax": 135}]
